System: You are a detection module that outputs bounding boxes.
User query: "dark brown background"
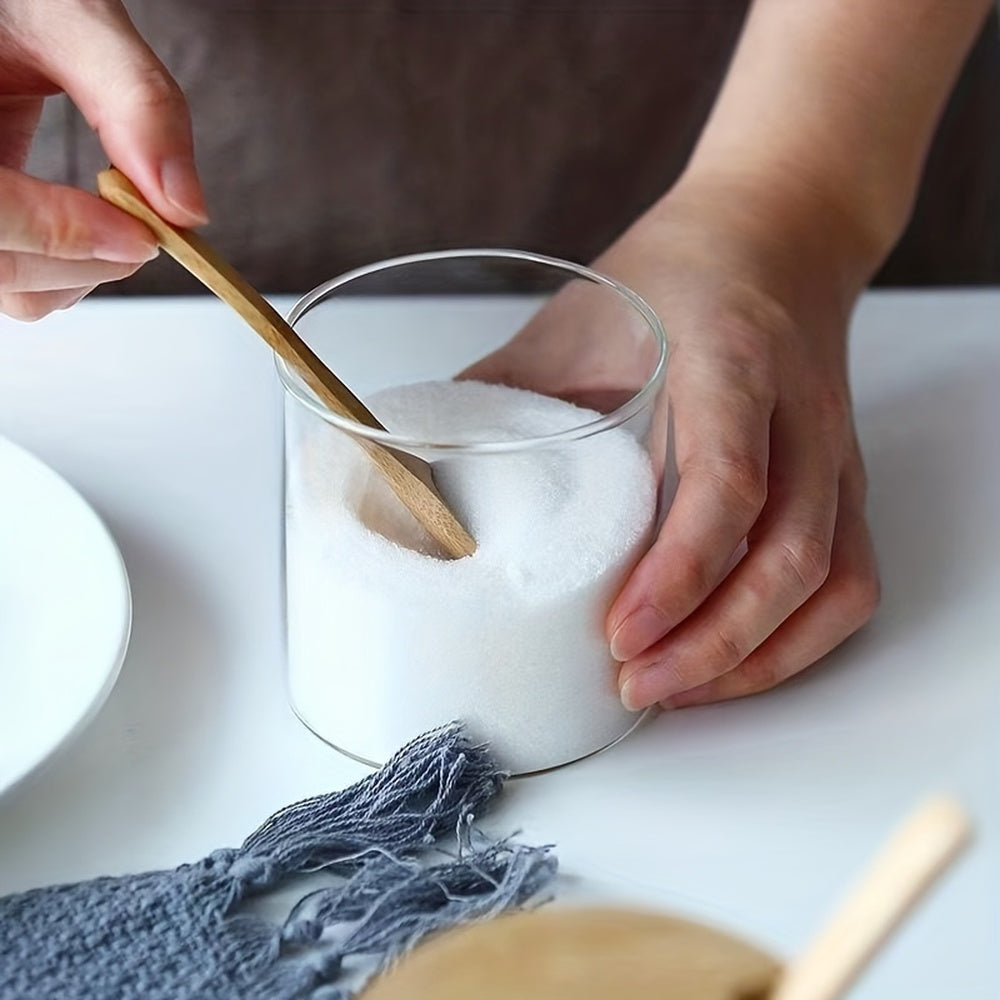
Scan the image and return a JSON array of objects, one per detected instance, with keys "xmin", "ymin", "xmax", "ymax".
[{"xmin": 27, "ymin": 1, "xmax": 1000, "ymax": 294}]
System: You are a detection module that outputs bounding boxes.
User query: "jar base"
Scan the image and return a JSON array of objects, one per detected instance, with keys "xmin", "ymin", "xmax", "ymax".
[{"xmin": 288, "ymin": 702, "xmax": 654, "ymax": 777}]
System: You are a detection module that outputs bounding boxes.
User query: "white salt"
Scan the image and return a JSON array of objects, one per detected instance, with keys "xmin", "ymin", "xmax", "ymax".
[{"xmin": 284, "ymin": 380, "xmax": 656, "ymax": 773}]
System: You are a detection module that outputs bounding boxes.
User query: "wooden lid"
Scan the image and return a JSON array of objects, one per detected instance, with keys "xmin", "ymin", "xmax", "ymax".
[{"xmin": 362, "ymin": 906, "xmax": 780, "ymax": 1000}]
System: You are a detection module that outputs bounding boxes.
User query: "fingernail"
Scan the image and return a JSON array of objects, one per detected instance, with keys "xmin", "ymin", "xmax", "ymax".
[
  {"xmin": 92, "ymin": 236, "xmax": 159, "ymax": 264},
  {"xmin": 620, "ymin": 673, "xmax": 649, "ymax": 712},
  {"xmin": 160, "ymin": 156, "xmax": 208, "ymax": 224},
  {"xmin": 610, "ymin": 605, "xmax": 669, "ymax": 662},
  {"xmin": 621, "ymin": 663, "xmax": 691, "ymax": 711}
]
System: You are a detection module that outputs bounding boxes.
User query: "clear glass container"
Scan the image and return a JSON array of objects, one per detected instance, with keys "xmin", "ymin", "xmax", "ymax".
[{"xmin": 278, "ymin": 249, "xmax": 668, "ymax": 774}]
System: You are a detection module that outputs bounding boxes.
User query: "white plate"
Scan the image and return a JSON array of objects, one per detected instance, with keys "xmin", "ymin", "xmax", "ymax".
[{"xmin": 0, "ymin": 436, "xmax": 131, "ymax": 796}]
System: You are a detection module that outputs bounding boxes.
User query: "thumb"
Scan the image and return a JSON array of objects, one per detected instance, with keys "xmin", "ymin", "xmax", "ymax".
[{"xmin": 37, "ymin": 3, "xmax": 207, "ymax": 227}]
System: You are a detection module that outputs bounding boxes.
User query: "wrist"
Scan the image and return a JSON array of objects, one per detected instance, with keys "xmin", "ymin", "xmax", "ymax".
[
  {"xmin": 691, "ymin": 139, "xmax": 913, "ymax": 266},
  {"xmin": 650, "ymin": 163, "xmax": 892, "ymax": 307},
  {"xmin": 672, "ymin": 0, "xmax": 995, "ymax": 300}
]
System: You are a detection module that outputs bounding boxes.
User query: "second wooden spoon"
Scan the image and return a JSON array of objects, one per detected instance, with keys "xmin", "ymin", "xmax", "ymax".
[{"xmin": 98, "ymin": 168, "xmax": 475, "ymax": 559}]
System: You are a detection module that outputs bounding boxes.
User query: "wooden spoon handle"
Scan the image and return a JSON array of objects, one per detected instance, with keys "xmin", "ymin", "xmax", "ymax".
[
  {"xmin": 98, "ymin": 167, "xmax": 475, "ymax": 558},
  {"xmin": 771, "ymin": 796, "xmax": 972, "ymax": 1000},
  {"xmin": 98, "ymin": 168, "xmax": 382, "ymax": 430}
]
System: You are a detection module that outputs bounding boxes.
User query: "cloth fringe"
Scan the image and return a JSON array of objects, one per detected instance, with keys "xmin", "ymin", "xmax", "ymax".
[
  {"xmin": 268, "ymin": 827, "xmax": 557, "ymax": 998},
  {"xmin": 0, "ymin": 723, "xmax": 557, "ymax": 1000}
]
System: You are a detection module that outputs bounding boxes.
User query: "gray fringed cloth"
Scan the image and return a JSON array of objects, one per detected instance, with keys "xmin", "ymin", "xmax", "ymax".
[{"xmin": 0, "ymin": 725, "xmax": 557, "ymax": 1000}]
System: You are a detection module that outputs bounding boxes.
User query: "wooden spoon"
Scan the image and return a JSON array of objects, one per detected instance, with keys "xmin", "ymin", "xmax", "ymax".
[
  {"xmin": 97, "ymin": 167, "xmax": 475, "ymax": 559},
  {"xmin": 361, "ymin": 796, "xmax": 970, "ymax": 1000},
  {"xmin": 770, "ymin": 795, "xmax": 972, "ymax": 1000}
]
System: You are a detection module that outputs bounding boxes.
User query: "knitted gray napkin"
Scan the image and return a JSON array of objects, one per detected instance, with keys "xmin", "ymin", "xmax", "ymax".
[{"xmin": 0, "ymin": 725, "xmax": 556, "ymax": 1000}]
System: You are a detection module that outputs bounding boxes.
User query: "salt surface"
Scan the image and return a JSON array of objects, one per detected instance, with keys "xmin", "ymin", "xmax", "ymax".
[{"xmin": 284, "ymin": 380, "xmax": 656, "ymax": 773}]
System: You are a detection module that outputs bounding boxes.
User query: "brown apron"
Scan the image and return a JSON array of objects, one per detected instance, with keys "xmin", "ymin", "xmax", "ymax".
[{"xmin": 28, "ymin": 1, "xmax": 1000, "ymax": 293}]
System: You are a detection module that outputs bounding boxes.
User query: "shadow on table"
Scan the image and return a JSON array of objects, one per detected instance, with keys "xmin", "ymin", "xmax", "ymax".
[
  {"xmin": 0, "ymin": 518, "xmax": 226, "ymax": 889},
  {"xmin": 854, "ymin": 358, "xmax": 997, "ymax": 634},
  {"xmin": 791, "ymin": 354, "xmax": 1000, "ymax": 693}
]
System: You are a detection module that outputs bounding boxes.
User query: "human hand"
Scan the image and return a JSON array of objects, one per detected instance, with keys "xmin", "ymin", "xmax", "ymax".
[
  {"xmin": 0, "ymin": 0, "xmax": 205, "ymax": 320},
  {"xmin": 465, "ymin": 173, "xmax": 881, "ymax": 710}
]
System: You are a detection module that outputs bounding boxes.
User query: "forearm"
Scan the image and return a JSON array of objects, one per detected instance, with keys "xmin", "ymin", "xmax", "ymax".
[{"xmin": 676, "ymin": 0, "xmax": 993, "ymax": 282}]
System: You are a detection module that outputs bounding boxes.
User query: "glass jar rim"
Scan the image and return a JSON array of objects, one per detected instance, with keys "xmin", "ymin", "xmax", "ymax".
[{"xmin": 275, "ymin": 248, "xmax": 667, "ymax": 453}]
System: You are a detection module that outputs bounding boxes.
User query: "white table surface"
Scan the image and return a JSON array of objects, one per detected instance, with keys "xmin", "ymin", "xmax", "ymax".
[{"xmin": 0, "ymin": 289, "xmax": 998, "ymax": 998}]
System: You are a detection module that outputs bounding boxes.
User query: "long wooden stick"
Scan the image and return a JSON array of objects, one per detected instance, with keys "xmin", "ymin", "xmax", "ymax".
[{"xmin": 98, "ymin": 168, "xmax": 475, "ymax": 559}]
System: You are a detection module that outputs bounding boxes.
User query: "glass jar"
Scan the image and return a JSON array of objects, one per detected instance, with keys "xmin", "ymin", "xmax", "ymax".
[{"xmin": 278, "ymin": 250, "xmax": 668, "ymax": 774}]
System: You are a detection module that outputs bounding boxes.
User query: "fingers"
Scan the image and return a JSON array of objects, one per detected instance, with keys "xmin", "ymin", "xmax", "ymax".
[
  {"xmin": 0, "ymin": 169, "xmax": 151, "ymax": 319},
  {"xmin": 617, "ymin": 441, "xmax": 870, "ymax": 711},
  {"xmin": 0, "ymin": 168, "xmax": 158, "ymax": 263},
  {"xmin": 0, "ymin": 166, "xmax": 159, "ymax": 264},
  {"xmin": 661, "ymin": 478, "xmax": 879, "ymax": 707},
  {"xmin": 35, "ymin": 1, "xmax": 207, "ymax": 225},
  {"xmin": 0, "ymin": 286, "xmax": 95, "ymax": 322},
  {"xmin": 0, "ymin": 2, "xmax": 193, "ymax": 320},
  {"xmin": 0, "ymin": 96, "xmax": 45, "ymax": 169},
  {"xmin": 0, "ymin": 249, "xmax": 142, "ymax": 291},
  {"xmin": 608, "ymin": 345, "xmax": 775, "ymax": 661}
]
